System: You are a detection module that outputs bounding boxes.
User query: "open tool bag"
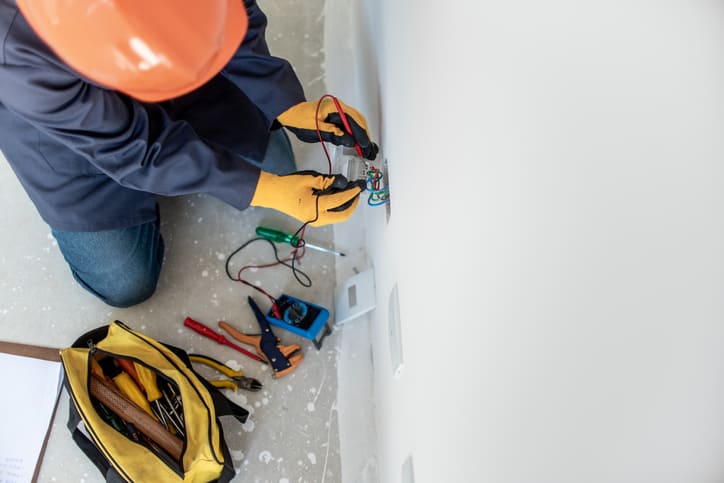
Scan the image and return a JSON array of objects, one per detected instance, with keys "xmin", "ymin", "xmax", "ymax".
[{"xmin": 60, "ymin": 321, "xmax": 249, "ymax": 482}]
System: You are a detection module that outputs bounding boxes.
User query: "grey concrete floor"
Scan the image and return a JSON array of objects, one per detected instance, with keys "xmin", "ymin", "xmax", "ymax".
[{"xmin": 0, "ymin": 1, "xmax": 353, "ymax": 481}]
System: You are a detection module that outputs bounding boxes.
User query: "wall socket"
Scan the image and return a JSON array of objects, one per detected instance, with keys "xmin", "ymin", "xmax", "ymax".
[{"xmin": 333, "ymin": 147, "xmax": 391, "ymax": 222}]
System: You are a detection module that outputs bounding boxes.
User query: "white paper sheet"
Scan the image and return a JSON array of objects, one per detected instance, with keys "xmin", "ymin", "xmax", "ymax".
[{"xmin": 0, "ymin": 353, "xmax": 62, "ymax": 483}]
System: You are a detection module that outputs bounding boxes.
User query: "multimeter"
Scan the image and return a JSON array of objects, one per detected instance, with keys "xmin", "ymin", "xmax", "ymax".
[{"xmin": 265, "ymin": 294, "xmax": 332, "ymax": 350}]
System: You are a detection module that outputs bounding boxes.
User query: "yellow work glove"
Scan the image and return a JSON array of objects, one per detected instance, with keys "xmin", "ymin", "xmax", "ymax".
[
  {"xmin": 250, "ymin": 170, "xmax": 365, "ymax": 226},
  {"xmin": 278, "ymin": 97, "xmax": 379, "ymax": 160}
]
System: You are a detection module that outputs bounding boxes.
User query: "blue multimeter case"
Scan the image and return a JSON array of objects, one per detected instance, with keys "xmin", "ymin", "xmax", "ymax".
[{"xmin": 265, "ymin": 294, "xmax": 332, "ymax": 350}]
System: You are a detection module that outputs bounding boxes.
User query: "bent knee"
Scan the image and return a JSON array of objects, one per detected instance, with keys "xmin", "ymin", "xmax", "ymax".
[
  {"xmin": 54, "ymin": 222, "xmax": 164, "ymax": 307},
  {"xmin": 102, "ymin": 275, "xmax": 159, "ymax": 308},
  {"xmin": 71, "ymin": 265, "xmax": 161, "ymax": 308}
]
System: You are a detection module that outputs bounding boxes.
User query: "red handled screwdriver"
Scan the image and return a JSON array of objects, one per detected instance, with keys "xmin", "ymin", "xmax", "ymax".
[{"xmin": 183, "ymin": 317, "xmax": 264, "ymax": 363}]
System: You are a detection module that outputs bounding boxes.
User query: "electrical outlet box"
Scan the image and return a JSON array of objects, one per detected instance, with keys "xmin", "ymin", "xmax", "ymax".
[
  {"xmin": 333, "ymin": 146, "xmax": 367, "ymax": 180},
  {"xmin": 346, "ymin": 157, "xmax": 369, "ymax": 181}
]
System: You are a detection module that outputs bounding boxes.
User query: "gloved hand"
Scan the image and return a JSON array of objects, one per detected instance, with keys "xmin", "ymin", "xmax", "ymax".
[
  {"xmin": 278, "ymin": 97, "xmax": 379, "ymax": 160},
  {"xmin": 250, "ymin": 170, "xmax": 365, "ymax": 226}
]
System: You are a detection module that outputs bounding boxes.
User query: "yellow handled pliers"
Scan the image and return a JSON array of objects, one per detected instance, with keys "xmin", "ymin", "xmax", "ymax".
[{"xmin": 189, "ymin": 354, "xmax": 262, "ymax": 392}]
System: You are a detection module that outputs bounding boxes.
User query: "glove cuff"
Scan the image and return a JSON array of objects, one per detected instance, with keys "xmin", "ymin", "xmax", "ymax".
[
  {"xmin": 250, "ymin": 171, "xmax": 280, "ymax": 208},
  {"xmin": 277, "ymin": 103, "xmax": 302, "ymax": 128}
]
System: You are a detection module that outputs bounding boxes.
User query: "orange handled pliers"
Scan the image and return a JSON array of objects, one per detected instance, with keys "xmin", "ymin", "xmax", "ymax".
[{"xmin": 218, "ymin": 297, "xmax": 303, "ymax": 378}]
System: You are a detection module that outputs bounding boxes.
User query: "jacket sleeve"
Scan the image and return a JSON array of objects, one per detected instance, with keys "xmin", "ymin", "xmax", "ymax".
[
  {"xmin": 0, "ymin": 14, "xmax": 262, "ymax": 211},
  {"xmin": 221, "ymin": 0, "xmax": 307, "ymax": 126}
]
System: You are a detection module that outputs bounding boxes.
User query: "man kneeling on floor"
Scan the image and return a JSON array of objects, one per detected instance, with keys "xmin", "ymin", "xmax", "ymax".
[{"xmin": 0, "ymin": 0, "xmax": 378, "ymax": 307}]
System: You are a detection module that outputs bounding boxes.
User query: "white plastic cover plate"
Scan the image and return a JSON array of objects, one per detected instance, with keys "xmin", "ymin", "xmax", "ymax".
[{"xmin": 334, "ymin": 269, "xmax": 376, "ymax": 325}]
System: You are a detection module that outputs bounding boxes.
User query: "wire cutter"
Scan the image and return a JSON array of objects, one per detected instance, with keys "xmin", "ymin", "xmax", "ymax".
[
  {"xmin": 189, "ymin": 354, "xmax": 263, "ymax": 392},
  {"xmin": 218, "ymin": 296, "xmax": 303, "ymax": 378}
]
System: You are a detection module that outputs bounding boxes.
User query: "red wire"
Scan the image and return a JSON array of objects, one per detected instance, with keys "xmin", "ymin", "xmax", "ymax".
[
  {"xmin": 330, "ymin": 97, "xmax": 364, "ymax": 158},
  {"xmin": 235, "ymin": 243, "xmax": 306, "ymax": 316},
  {"xmin": 315, "ymin": 95, "xmax": 335, "ymax": 174},
  {"xmin": 315, "ymin": 93, "xmax": 365, "ymax": 173},
  {"xmin": 231, "ymin": 97, "xmax": 343, "ymax": 315}
]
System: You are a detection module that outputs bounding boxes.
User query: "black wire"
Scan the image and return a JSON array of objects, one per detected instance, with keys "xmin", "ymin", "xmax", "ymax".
[
  {"xmin": 225, "ymin": 191, "xmax": 322, "ymax": 296},
  {"xmin": 225, "ymin": 237, "xmax": 312, "ymax": 288},
  {"xmin": 289, "ymin": 194, "xmax": 321, "ymax": 284}
]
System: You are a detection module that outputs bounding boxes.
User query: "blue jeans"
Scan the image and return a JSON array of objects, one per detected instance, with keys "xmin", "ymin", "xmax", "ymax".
[{"xmin": 52, "ymin": 129, "xmax": 296, "ymax": 307}]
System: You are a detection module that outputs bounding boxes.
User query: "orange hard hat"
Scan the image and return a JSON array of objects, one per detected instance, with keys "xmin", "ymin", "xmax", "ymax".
[{"xmin": 17, "ymin": 0, "xmax": 248, "ymax": 102}]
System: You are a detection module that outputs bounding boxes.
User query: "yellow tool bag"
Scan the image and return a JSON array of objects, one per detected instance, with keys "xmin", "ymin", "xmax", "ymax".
[{"xmin": 60, "ymin": 321, "xmax": 249, "ymax": 482}]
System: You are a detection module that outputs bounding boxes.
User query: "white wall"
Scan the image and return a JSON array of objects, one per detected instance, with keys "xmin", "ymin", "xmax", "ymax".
[{"xmin": 330, "ymin": 1, "xmax": 724, "ymax": 482}]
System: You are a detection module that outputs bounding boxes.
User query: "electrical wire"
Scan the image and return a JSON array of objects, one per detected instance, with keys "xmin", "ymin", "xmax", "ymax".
[
  {"xmin": 314, "ymin": 94, "xmax": 339, "ymax": 174},
  {"xmin": 225, "ymin": 236, "xmax": 312, "ymax": 313},
  {"xmin": 225, "ymin": 96, "xmax": 349, "ymax": 311},
  {"xmin": 225, "ymin": 158, "xmax": 322, "ymax": 312},
  {"xmin": 366, "ymin": 165, "xmax": 389, "ymax": 206},
  {"xmin": 318, "ymin": 96, "xmax": 389, "ymax": 207}
]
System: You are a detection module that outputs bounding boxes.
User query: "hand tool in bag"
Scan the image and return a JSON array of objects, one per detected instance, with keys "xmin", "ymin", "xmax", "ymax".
[
  {"xmin": 184, "ymin": 317, "xmax": 265, "ymax": 363},
  {"xmin": 91, "ymin": 357, "xmax": 108, "ymax": 380},
  {"xmin": 116, "ymin": 358, "xmax": 142, "ymax": 386},
  {"xmin": 132, "ymin": 362, "xmax": 186, "ymax": 437},
  {"xmin": 189, "ymin": 354, "xmax": 262, "ymax": 392},
  {"xmin": 130, "ymin": 362, "xmax": 165, "ymax": 422},
  {"xmin": 98, "ymin": 357, "xmax": 158, "ymax": 421},
  {"xmin": 159, "ymin": 385, "xmax": 185, "ymax": 437},
  {"xmin": 89, "ymin": 372, "xmax": 184, "ymax": 462},
  {"xmin": 110, "ymin": 356, "xmax": 185, "ymax": 436},
  {"xmin": 96, "ymin": 401, "xmax": 127, "ymax": 435},
  {"xmin": 217, "ymin": 296, "xmax": 303, "ymax": 378},
  {"xmin": 115, "ymin": 358, "xmax": 186, "ymax": 434}
]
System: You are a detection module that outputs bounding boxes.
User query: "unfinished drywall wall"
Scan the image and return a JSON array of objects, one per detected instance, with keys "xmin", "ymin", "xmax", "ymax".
[{"xmin": 329, "ymin": 1, "xmax": 724, "ymax": 482}]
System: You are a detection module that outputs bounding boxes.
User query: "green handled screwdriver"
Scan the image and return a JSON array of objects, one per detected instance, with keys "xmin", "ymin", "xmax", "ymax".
[{"xmin": 256, "ymin": 226, "xmax": 346, "ymax": 257}]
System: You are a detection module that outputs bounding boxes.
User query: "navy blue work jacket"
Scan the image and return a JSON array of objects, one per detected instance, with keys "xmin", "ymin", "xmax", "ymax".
[{"xmin": 0, "ymin": 0, "xmax": 305, "ymax": 231}]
